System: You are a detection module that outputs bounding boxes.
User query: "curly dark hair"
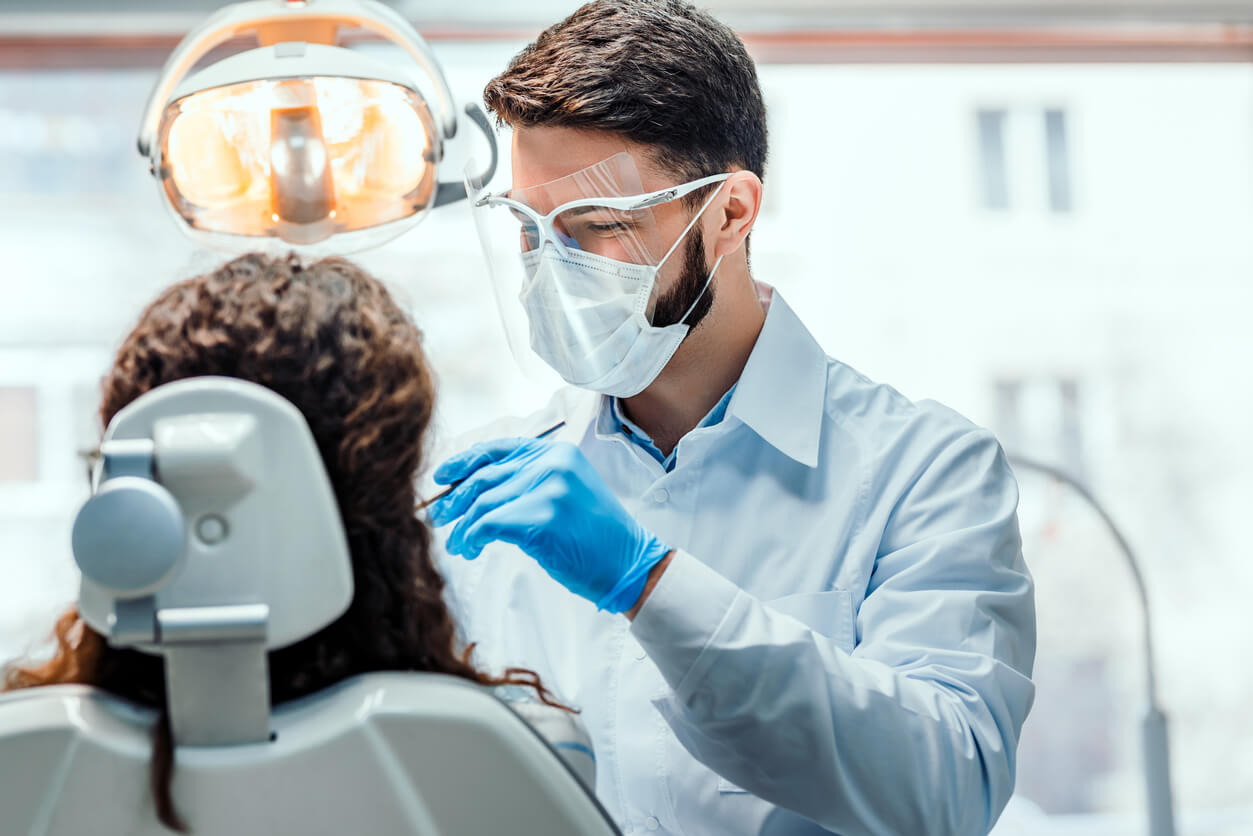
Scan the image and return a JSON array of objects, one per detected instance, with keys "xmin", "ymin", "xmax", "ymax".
[{"xmin": 2, "ymin": 252, "xmax": 560, "ymax": 832}]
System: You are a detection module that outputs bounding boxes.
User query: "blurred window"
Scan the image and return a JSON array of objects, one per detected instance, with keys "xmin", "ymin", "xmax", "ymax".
[
  {"xmin": 1044, "ymin": 108, "xmax": 1073, "ymax": 213},
  {"xmin": 0, "ymin": 387, "xmax": 39, "ymax": 483},
  {"xmin": 0, "ymin": 104, "xmax": 134, "ymax": 196},
  {"xmin": 995, "ymin": 377, "xmax": 1087, "ymax": 481},
  {"xmin": 976, "ymin": 108, "xmax": 1011, "ymax": 210}
]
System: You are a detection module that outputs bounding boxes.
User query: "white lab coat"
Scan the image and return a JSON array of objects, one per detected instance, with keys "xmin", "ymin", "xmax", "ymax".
[{"xmin": 433, "ymin": 286, "xmax": 1035, "ymax": 835}]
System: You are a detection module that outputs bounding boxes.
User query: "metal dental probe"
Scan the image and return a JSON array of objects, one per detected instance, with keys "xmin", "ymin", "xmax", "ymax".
[{"xmin": 419, "ymin": 421, "xmax": 567, "ymax": 511}]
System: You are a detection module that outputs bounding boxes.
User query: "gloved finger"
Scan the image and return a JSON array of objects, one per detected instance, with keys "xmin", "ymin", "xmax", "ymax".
[
  {"xmin": 433, "ymin": 437, "xmax": 534, "ymax": 485},
  {"xmin": 453, "ymin": 498, "xmax": 543, "ymax": 562},
  {"xmin": 445, "ymin": 480, "xmax": 531, "ymax": 558},
  {"xmin": 427, "ymin": 459, "xmax": 523, "ymax": 527}
]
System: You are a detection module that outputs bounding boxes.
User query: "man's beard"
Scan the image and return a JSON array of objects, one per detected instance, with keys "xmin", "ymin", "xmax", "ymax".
[{"xmin": 649, "ymin": 226, "xmax": 715, "ymax": 329}]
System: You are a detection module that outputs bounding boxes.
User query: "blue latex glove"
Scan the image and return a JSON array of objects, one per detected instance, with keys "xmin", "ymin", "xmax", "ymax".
[{"xmin": 428, "ymin": 437, "xmax": 671, "ymax": 613}]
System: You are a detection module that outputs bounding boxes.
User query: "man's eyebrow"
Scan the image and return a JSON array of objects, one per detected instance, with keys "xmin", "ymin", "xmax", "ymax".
[{"xmin": 560, "ymin": 205, "xmax": 639, "ymax": 219}]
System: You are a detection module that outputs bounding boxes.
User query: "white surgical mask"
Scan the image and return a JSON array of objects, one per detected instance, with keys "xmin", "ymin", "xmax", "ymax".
[{"xmin": 517, "ymin": 187, "xmax": 724, "ymax": 398}]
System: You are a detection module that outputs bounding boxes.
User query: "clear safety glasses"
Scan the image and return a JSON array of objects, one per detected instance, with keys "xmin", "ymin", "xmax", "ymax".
[{"xmin": 475, "ymin": 171, "xmax": 731, "ymax": 265}]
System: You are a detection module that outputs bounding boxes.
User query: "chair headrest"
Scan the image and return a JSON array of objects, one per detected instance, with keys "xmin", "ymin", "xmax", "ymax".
[
  {"xmin": 73, "ymin": 377, "xmax": 354, "ymax": 745},
  {"xmin": 76, "ymin": 376, "xmax": 353, "ymax": 653}
]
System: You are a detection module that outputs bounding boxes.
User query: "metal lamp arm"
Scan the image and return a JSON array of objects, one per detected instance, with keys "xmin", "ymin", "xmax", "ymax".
[
  {"xmin": 1008, "ymin": 453, "xmax": 1176, "ymax": 836},
  {"xmin": 433, "ymin": 103, "xmax": 499, "ymax": 208},
  {"xmin": 1008, "ymin": 454, "xmax": 1158, "ymax": 701}
]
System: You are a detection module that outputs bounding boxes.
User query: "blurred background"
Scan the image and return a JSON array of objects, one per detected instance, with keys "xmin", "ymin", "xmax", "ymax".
[{"xmin": 0, "ymin": 1, "xmax": 1250, "ymax": 833}]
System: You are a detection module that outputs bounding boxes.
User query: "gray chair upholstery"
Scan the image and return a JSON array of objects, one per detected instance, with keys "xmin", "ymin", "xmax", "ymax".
[
  {"xmin": 0, "ymin": 673, "xmax": 617, "ymax": 835},
  {"xmin": 0, "ymin": 377, "xmax": 617, "ymax": 834}
]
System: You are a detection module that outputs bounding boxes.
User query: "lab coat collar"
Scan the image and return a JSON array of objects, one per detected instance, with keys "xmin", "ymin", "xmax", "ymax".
[
  {"xmin": 587, "ymin": 284, "xmax": 827, "ymax": 468},
  {"xmin": 726, "ymin": 284, "xmax": 827, "ymax": 468}
]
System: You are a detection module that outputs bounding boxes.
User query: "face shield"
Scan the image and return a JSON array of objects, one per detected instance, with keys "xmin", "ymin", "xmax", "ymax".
[
  {"xmin": 465, "ymin": 151, "xmax": 729, "ymax": 387},
  {"xmin": 138, "ymin": 0, "xmax": 496, "ymax": 253}
]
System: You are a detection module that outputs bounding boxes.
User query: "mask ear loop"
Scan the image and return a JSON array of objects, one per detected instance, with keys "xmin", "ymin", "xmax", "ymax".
[
  {"xmin": 677, "ymin": 254, "xmax": 724, "ymax": 327},
  {"xmin": 654, "ymin": 179, "xmax": 728, "ymax": 327},
  {"xmin": 654, "ymin": 179, "xmax": 729, "ymax": 271}
]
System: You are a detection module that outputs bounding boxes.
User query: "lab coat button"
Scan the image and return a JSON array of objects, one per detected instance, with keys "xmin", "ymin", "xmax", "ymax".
[
  {"xmin": 651, "ymin": 488, "xmax": 669, "ymax": 503},
  {"xmin": 645, "ymin": 816, "xmax": 660, "ymax": 831}
]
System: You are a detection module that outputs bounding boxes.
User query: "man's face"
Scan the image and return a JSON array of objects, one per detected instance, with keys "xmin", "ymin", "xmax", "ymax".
[{"xmin": 511, "ymin": 125, "xmax": 719, "ymax": 329}]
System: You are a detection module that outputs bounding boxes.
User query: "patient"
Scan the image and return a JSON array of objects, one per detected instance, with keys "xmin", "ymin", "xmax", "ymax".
[{"xmin": 1, "ymin": 253, "xmax": 585, "ymax": 832}]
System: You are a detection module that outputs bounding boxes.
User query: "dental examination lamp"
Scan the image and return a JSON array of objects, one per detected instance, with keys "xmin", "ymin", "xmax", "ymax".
[
  {"xmin": 0, "ymin": 378, "xmax": 616, "ymax": 835},
  {"xmin": 1009, "ymin": 454, "xmax": 1176, "ymax": 836},
  {"xmin": 137, "ymin": 0, "xmax": 497, "ymax": 250}
]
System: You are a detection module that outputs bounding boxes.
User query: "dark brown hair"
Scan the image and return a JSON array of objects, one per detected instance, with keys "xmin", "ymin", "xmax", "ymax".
[
  {"xmin": 3, "ymin": 253, "xmax": 560, "ymax": 832},
  {"xmin": 484, "ymin": 0, "xmax": 768, "ymax": 190}
]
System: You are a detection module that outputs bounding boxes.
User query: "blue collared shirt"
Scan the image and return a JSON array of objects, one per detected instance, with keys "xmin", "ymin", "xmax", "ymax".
[
  {"xmin": 607, "ymin": 386, "xmax": 736, "ymax": 472},
  {"xmin": 437, "ymin": 284, "xmax": 1036, "ymax": 836}
]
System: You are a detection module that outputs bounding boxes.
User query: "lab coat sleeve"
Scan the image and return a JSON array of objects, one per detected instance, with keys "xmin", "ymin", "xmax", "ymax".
[{"xmin": 630, "ymin": 429, "xmax": 1036, "ymax": 835}]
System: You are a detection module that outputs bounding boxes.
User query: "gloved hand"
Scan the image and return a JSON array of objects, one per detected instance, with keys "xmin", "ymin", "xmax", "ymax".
[{"xmin": 428, "ymin": 437, "xmax": 671, "ymax": 613}]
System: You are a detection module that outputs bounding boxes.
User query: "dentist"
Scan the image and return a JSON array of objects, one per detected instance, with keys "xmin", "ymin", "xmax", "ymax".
[{"xmin": 430, "ymin": 1, "xmax": 1036, "ymax": 833}]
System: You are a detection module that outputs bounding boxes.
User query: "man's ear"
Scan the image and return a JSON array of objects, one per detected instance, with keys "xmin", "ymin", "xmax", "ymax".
[{"xmin": 711, "ymin": 170, "xmax": 763, "ymax": 260}]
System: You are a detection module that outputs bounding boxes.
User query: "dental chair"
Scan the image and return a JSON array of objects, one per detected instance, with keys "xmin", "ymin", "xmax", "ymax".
[{"xmin": 0, "ymin": 377, "xmax": 618, "ymax": 836}]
